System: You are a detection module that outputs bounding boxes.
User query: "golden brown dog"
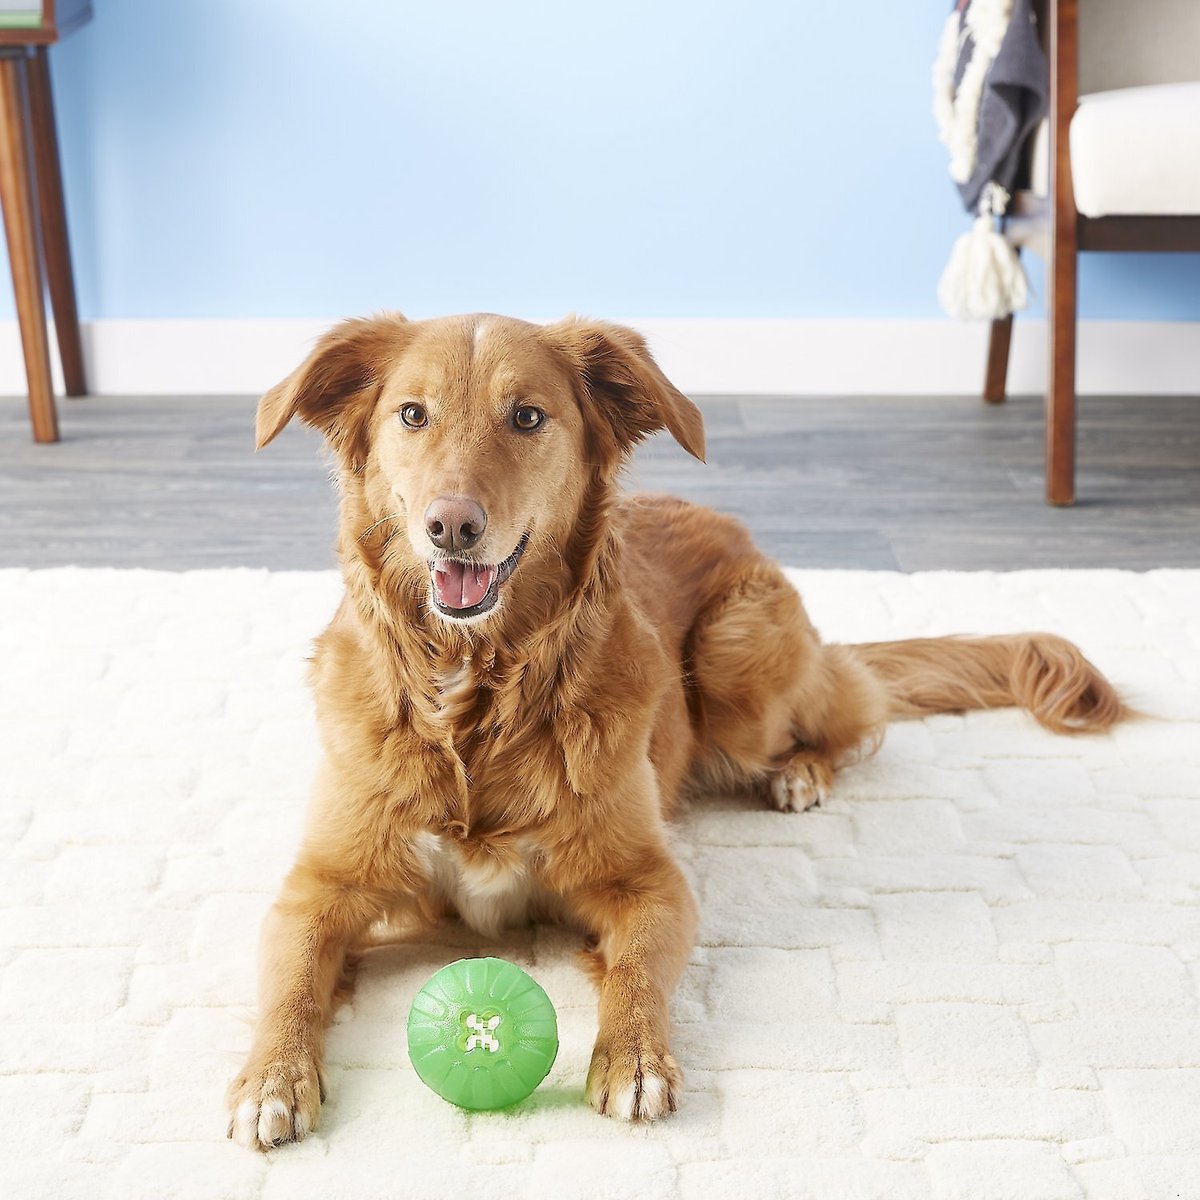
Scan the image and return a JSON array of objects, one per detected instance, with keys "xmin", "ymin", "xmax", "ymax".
[{"xmin": 227, "ymin": 312, "xmax": 1125, "ymax": 1148}]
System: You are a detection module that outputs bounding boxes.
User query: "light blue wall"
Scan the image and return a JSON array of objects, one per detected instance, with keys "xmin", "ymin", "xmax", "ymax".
[{"xmin": 4, "ymin": 0, "xmax": 1197, "ymax": 321}]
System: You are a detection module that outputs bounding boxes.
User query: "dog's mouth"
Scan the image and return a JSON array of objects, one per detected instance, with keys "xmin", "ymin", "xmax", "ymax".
[{"xmin": 429, "ymin": 533, "xmax": 530, "ymax": 620}]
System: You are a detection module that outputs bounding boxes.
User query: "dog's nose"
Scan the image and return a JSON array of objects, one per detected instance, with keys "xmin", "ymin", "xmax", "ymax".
[{"xmin": 425, "ymin": 496, "xmax": 488, "ymax": 552}]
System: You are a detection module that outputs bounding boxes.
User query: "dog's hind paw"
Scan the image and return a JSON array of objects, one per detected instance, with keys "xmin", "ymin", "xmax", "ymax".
[{"xmin": 767, "ymin": 757, "xmax": 833, "ymax": 812}]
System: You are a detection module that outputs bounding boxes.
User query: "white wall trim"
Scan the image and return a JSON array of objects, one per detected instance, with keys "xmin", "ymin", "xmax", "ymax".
[{"xmin": 1, "ymin": 317, "xmax": 1198, "ymax": 396}]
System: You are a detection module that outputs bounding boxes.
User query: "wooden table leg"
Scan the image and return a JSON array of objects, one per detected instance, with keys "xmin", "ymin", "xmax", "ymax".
[
  {"xmin": 0, "ymin": 52, "xmax": 58, "ymax": 444},
  {"xmin": 27, "ymin": 46, "xmax": 85, "ymax": 397}
]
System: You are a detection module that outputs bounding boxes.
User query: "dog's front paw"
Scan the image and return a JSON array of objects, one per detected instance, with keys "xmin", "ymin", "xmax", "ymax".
[
  {"xmin": 226, "ymin": 1052, "xmax": 324, "ymax": 1150},
  {"xmin": 586, "ymin": 1040, "xmax": 681, "ymax": 1121}
]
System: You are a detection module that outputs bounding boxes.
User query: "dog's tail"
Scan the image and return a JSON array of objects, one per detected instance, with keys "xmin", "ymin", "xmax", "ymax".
[{"xmin": 849, "ymin": 633, "xmax": 1127, "ymax": 735}]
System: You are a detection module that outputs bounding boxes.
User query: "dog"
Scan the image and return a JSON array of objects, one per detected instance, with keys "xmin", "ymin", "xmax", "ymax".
[{"xmin": 226, "ymin": 312, "xmax": 1125, "ymax": 1149}]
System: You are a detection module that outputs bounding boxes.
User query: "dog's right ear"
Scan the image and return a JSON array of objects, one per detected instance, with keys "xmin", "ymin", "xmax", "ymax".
[
  {"xmin": 256, "ymin": 313, "xmax": 411, "ymax": 461},
  {"xmin": 543, "ymin": 317, "xmax": 706, "ymax": 464}
]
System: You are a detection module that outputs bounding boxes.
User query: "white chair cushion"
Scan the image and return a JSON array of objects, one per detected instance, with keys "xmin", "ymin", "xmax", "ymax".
[{"xmin": 1030, "ymin": 81, "xmax": 1200, "ymax": 217}]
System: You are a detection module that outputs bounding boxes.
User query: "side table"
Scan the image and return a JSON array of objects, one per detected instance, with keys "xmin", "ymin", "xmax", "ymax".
[{"xmin": 0, "ymin": 0, "xmax": 91, "ymax": 443}]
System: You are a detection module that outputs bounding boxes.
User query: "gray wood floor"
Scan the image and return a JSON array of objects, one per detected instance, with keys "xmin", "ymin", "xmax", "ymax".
[{"xmin": 2, "ymin": 393, "xmax": 1197, "ymax": 571}]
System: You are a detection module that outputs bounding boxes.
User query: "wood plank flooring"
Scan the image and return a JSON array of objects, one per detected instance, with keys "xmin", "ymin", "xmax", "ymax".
[{"xmin": 1, "ymin": 393, "xmax": 1197, "ymax": 570}]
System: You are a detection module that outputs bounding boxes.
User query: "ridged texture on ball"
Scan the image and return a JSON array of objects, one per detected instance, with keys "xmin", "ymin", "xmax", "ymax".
[{"xmin": 407, "ymin": 957, "xmax": 559, "ymax": 1111}]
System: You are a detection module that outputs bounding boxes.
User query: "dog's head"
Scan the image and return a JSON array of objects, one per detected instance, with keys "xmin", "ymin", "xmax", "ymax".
[{"xmin": 257, "ymin": 313, "xmax": 705, "ymax": 626}]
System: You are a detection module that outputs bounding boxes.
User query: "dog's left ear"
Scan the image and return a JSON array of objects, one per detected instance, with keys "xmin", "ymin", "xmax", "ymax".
[
  {"xmin": 545, "ymin": 318, "xmax": 706, "ymax": 462},
  {"xmin": 256, "ymin": 313, "xmax": 411, "ymax": 463}
]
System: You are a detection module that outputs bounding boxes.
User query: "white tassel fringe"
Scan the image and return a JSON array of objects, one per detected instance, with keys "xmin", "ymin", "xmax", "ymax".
[
  {"xmin": 938, "ymin": 184, "xmax": 1029, "ymax": 320},
  {"xmin": 931, "ymin": 10, "xmax": 961, "ymax": 148}
]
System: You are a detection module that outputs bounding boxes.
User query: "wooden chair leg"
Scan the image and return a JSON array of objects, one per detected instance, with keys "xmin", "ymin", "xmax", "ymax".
[
  {"xmin": 27, "ymin": 46, "xmax": 85, "ymax": 397},
  {"xmin": 984, "ymin": 313, "xmax": 1014, "ymax": 403},
  {"xmin": 1046, "ymin": 224, "xmax": 1077, "ymax": 506},
  {"xmin": 1046, "ymin": 0, "xmax": 1078, "ymax": 505},
  {"xmin": 0, "ymin": 52, "xmax": 58, "ymax": 444}
]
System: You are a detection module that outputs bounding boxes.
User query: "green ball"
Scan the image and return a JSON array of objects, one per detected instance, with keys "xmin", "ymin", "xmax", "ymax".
[{"xmin": 407, "ymin": 957, "xmax": 559, "ymax": 1111}]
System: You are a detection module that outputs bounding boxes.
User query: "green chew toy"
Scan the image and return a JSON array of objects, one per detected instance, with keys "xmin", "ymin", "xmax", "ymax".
[{"xmin": 407, "ymin": 957, "xmax": 559, "ymax": 1111}]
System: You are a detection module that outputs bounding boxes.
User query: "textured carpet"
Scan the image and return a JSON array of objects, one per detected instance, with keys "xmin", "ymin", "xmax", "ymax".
[{"xmin": 1, "ymin": 568, "xmax": 1198, "ymax": 1200}]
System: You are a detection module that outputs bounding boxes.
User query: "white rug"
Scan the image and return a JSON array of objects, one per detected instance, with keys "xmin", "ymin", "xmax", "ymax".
[{"xmin": 1, "ymin": 568, "xmax": 1198, "ymax": 1200}]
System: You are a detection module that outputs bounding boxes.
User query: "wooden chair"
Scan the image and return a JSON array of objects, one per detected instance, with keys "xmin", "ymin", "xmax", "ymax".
[
  {"xmin": 985, "ymin": 0, "xmax": 1200, "ymax": 505},
  {"xmin": 0, "ymin": 0, "xmax": 90, "ymax": 443}
]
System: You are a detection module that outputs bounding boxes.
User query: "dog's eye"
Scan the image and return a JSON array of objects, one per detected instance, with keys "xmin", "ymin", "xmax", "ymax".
[
  {"xmin": 399, "ymin": 403, "xmax": 428, "ymax": 429},
  {"xmin": 512, "ymin": 405, "xmax": 544, "ymax": 432}
]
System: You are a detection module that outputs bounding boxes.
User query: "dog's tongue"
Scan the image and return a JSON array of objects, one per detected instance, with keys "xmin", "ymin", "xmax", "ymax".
[{"xmin": 432, "ymin": 561, "xmax": 496, "ymax": 610}]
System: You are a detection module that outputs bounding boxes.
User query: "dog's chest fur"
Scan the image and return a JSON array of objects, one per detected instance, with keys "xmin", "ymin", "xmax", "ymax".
[
  {"xmin": 414, "ymin": 831, "xmax": 547, "ymax": 937},
  {"xmin": 416, "ymin": 659, "xmax": 559, "ymax": 936},
  {"xmin": 430, "ymin": 654, "xmax": 572, "ymax": 817}
]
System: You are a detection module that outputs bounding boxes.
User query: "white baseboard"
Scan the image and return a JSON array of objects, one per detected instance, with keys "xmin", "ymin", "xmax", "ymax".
[{"xmin": 1, "ymin": 317, "xmax": 1198, "ymax": 397}]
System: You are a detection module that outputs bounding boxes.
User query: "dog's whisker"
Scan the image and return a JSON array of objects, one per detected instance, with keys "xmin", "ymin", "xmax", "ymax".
[{"xmin": 359, "ymin": 512, "xmax": 404, "ymax": 543}]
